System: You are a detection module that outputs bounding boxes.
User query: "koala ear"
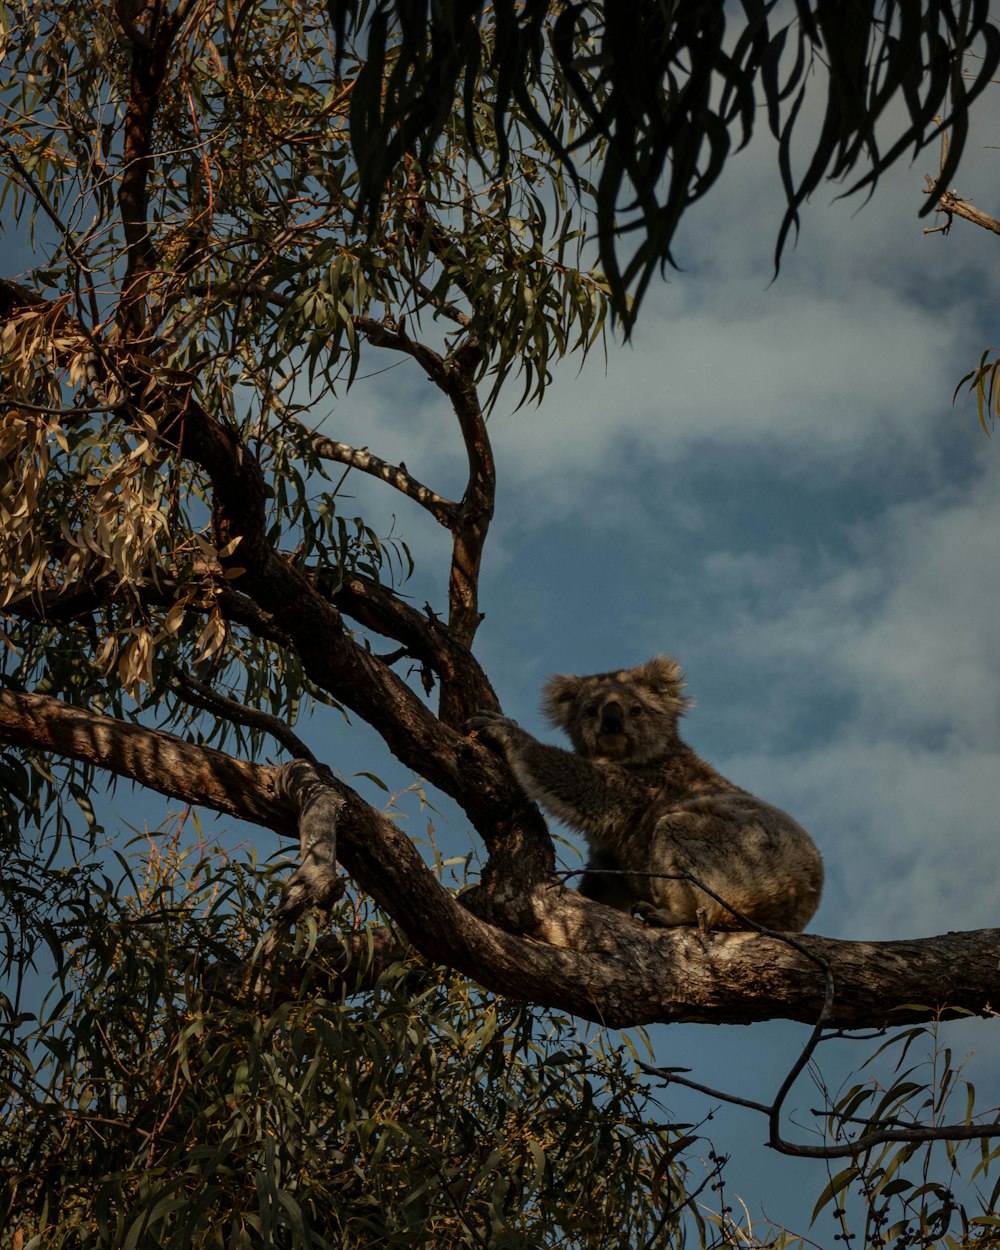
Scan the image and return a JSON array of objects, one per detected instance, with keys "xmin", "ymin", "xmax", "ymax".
[
  {"xmin": 541, "ymin": 673, "xmax": 584, "ymax": 728},
  {"xmin": 633, "ymin": 655, "xmax": 693, "ymax": 713}
]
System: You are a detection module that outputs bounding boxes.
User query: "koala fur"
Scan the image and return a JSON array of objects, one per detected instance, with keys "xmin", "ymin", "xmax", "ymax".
[{"xmin": 468, "ymin": 655, "xmax": 823, "ymax": 931}]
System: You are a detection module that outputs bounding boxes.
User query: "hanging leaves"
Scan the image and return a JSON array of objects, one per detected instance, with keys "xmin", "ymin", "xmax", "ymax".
[{"xmin": 335, "ymin": 0, "xmax": 1000, "ymax": 325}]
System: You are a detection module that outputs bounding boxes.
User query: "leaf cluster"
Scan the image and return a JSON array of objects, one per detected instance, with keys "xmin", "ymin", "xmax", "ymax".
[
  {"xmin": 813, "ymin": 1025, "xmax": 1000, "ymax": 1248},
  {"xmin": 1, "ymin": 833, "xmax": 692, "ymax": 1249},
  {"xmin": 0, "ymin": 0, "xmax": 612, "ymax": 756},
  {"xmin": 335, "ymin": 0, "xmax": 1000, "ymax": 322}
]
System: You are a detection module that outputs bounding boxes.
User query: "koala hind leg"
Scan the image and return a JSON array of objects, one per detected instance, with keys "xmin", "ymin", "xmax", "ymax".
[{"xmin": 632, "ymin": 899, "xmax": 695, "ymax": 928}]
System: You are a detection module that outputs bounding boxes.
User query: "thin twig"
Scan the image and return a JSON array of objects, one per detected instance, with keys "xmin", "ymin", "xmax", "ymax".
[{"xmin": 173, "ymin": 671, "xmax": 318, "ymax": 764}]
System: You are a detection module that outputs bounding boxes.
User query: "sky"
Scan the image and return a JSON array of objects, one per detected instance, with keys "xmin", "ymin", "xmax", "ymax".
[
  {"xmin": 300, "ymin": 92, "xmax": 1000, "ymax": 1241},
  {"xmin": 5, "ymin": 44, "xmax": 999, "ymax": 1246}
]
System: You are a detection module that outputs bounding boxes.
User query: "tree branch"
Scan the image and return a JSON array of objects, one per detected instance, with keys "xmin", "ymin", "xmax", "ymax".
[
  {"xmin": 151, "ymin": 390, "xmax": 490, "ymax": 805},
  {"xmin": 311, "ymin": 436, "xmax": 457, "ymax": 524},
  {"xmin": 0, "ymin": 686, "xmax": 292, "ymax": 835},
  {"xmin": 351, "ymin": 314, "xmax": 495, "ymax": 675},
  {"xmin": 2, "ymin": 688, "xmax": 999, "ymax": 1032},
  {"xmin": 923, "ymin": 125, "xmax": 1000, "ymax": 237},
  {"xmin": 173, "ymin": 671, "xmax": 320, "ymax": 764},
  {"xmin": 115, "ymin": 0, "xmax": 182, "ymax": 337},
  {"xmin": 923, "ymin": 181, "xmax": 1000, "ymax": 237},
  {"xmin": 321, "ymin": 571, "xmax": 501, "ymax": 714}
]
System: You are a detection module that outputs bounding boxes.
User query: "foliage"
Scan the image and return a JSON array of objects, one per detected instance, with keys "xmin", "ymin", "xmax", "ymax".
[
  {"xmin": 811, "ymin": 1025, "xmax": 1000, "ymax": 1247},
  {"xmin": 1, "ymin": 826, "xmax": 695, "ymax": 1250},
  {"xmin": 334, "ymin": 0, "xmax": 1000, "ymax": 321},
  {"xmin": 0, "ymin": 0, "xmax": 608, "ymax": 729},
  {"xmin": 6, "ymin": 823, "xmax": 1000, "ymax": 1247},
  {"xmin": 956, "ymin": 348, "xmax": 1000, "ymax": 439}
]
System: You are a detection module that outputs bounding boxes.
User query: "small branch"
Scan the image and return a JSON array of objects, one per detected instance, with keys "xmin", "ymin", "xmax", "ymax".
[
  {"xmin": 923, "ymin": 123, "xmax": 1000, "ymax": 238},
  {"xmin": 637, "ymin": 875, "xmax": 999, "ymax": 1157},
  {"xmin": 776, "ymin": 1117, "xmax": 1000, "ymax": 1159},
  {"xmin": 173, "ymin": 671, "xmax": 319, "ymax": 764},
  {"xmin": 641, "ymin": 1066, "xmax": 772, "ymax": 1116},
  {"xmin": 354, "ymin": 315, "xmax": 448, "ymax": 379},
  {"xmin": 645, "ymin": 1042, "xmax": 1000, "ymax": 1157},
  {"xmin": 340, "ymin": 312, "xmax": 496, "ymax": 705},
  {"xmin": 1, "ymin": 146, "xmax": 103, "ymax": 330},
  {"xmin": 312, "ymin": 437, "xmax": 457, "ymax": 525},
  {"xmin": 923, "ymin": 185, "xmax": 1000, "ymax": 237},
  {"xmin": 402, "ymin": 156, "xmax": 483, "ymax": 316},
  {"xmin": 314, "ymin": 569, "xmax": 500, "ymax": 713},
  {"xmin": 440, "ymin": 341, "xmax": 494, "ymax": 665}
]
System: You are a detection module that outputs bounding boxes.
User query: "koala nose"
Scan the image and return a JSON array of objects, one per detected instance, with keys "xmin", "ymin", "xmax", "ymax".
[{"xmin": 601, "ymin": 702, "xmax": 625, "ymax": 734}]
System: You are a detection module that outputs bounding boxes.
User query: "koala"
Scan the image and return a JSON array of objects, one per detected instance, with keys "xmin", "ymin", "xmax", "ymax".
[{"xmin": 468, "ymin": 655, "xmax": 823, "ymax": 932}]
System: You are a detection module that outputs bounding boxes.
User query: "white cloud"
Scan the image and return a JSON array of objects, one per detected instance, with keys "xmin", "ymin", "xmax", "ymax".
[
  {"xmin": 721, "ymin": 469, "xmax": 1000, "ymax": 739},
  {"xmin": 706, "ymin": 466, "xmax": 1000, "ymax": 940}
]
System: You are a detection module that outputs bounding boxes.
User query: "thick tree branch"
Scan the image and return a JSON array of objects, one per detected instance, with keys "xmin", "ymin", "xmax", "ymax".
[
  {"xmin": 0, "ymin": 687, "xmax": 292, "ymax": 835},
  {"xmin": 304, "ymin": 875, "xmax": 1000, "ymax": 1032},
  {"xmin": 2, "ymin": 688, "xmax": 998, "ymax": 1031}
]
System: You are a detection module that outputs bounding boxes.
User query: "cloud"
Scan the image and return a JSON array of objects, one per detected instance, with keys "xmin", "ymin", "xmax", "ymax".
[{"xmin": 706, "ymin": 467, "xmax": 1000, "ymax": 940}]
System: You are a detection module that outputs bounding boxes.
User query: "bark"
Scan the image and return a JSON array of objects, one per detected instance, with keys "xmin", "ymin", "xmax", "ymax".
[
  {"xmin": 2, "ymin": 688, "xmax": 997, "ymax": 1031},
  {"xmin": 115, "ymin": 0, "xmax": 185, "ymax": 336},
  {"xmin": 0, "ymin": 688, "xmax": 292, "ymax": 835},
  {"xmin": 934, "ymin": 189, "xmax": 1000, "ymax": 236}
]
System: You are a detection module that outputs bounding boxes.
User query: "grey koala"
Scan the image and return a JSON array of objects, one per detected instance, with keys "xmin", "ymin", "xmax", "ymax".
[{"xmin": 468, "ymin": 655, "xmax": 823, "ymax": 931}]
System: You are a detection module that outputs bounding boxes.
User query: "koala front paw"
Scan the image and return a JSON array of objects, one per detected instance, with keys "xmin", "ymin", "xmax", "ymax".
[{"xmin": 466, "ymin": 710, "xmax": 519, "ymax": 749}]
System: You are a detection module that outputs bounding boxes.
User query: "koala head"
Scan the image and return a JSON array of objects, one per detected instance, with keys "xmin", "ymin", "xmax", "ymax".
[{"xmin": 540, "ymin": 654, "xmax": 692, "ymax": 764}]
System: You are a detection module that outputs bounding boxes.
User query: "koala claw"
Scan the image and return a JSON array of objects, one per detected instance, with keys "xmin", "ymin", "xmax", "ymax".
[
  {"xmin": 465, "ymin": 710, "xmax": 517, "ymax": 739},
  {"xmin": 633, "ymin": 899, "xmax": 681, "ymax": 929}
]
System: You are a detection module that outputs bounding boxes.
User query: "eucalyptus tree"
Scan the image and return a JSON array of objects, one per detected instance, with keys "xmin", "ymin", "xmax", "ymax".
[{"xmin": 2, "ymin": 1, "xmax": 1000, "ymax": 1246}]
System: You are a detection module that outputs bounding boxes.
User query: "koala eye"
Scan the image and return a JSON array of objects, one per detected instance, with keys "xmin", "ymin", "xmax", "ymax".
[
  {"xmin": 582, "ymin": 704, "xmax": 598, "ymax": 718},
  {"xmin": 629, "ymin": 704, "xmax": 644, "ymax": 717}
]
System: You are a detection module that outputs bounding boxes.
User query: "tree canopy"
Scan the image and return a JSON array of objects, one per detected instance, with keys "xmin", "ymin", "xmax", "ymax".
[
  {"xmin": 335, "ymin": 0, "xmax": 1000, "ymax": 320},
  {"xmin": 2, "ymin": 0, "xmax": 1000, "ymax": 1245}
]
